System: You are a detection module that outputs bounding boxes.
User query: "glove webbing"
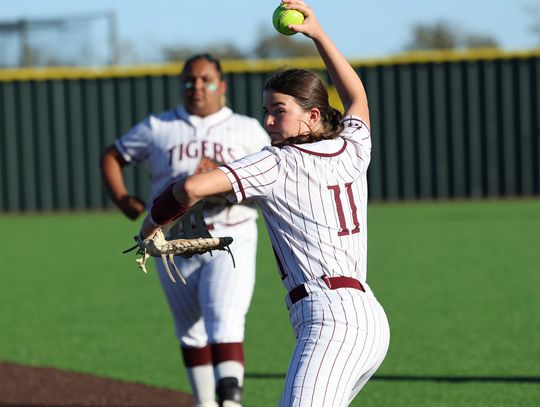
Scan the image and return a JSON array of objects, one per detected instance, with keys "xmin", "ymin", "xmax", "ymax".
[{"xmin": 124, "ymin": 199, "xmax": 235, "ymax": 284}]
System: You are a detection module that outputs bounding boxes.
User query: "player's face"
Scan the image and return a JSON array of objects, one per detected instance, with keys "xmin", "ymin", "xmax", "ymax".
[
  {"xmin": 262, "ymin": 91, "xmax": 320, "ymax": 145},
  {"xmin": 182, "ymin": 59, "xmax": 227, "ymax": 117}
]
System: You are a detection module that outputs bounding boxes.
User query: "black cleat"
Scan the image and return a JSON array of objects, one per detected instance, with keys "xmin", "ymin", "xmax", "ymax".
[{"xmin": 216, "ymin": 377, "xmax": 243, "ymax": 407}]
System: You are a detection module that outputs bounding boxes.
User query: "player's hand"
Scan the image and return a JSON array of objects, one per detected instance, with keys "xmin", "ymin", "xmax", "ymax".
[
  {"xmin": 116, "ymin": 195, "xmax": 146, "ymax": 220},
  {"xmin": 195, "ymin": 157, "xmax": 221, "ymax": 174},
  {"xmin": 139, "ymin": 214, "xmax": 160, "ymax": 239},
  {"xmin": 282, "ymin": 0, "xmax": 323, "ymax": 40}
]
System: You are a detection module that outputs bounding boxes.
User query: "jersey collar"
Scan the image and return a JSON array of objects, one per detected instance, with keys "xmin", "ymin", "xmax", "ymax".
[
  {"xmin": 175, "ymin": 105, "xmax": 233, "ymax": 127},
  {"xmin": 289, "ymin": 137, "xmax": 347, "ymax": 157}
]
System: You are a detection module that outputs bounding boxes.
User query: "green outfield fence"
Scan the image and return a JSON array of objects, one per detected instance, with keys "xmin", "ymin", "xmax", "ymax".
[{"xmin": 1, "ymin": 49, "xmax": 539, "ymax": 212}]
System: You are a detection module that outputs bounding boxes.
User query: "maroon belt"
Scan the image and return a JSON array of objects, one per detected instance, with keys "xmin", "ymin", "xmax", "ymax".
[
  {"xmin": 206, "ymin": 218, "xmax": 250, "ymax": 231},
  {"xmin": 288, "ymin": 276, "xmax": 365, "ymax": 305}
]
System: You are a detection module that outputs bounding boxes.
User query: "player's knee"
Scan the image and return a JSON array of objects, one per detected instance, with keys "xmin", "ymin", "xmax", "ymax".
[
  {"xmin": 216, "ymin": 377, "xmax": 243, "ymax": 407},
  {"xmin": 208, "ymin": 332, "xmax": 242, "ymax": 345},
  {"xmin": 206, "ymin": 320, "xmax": 245, "ymax": 343}
]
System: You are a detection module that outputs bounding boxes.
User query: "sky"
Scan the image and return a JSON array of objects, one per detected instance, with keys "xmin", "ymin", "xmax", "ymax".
[{"xmin": 1, "ymin": 0, "xmax": 540, "ymax": 65}]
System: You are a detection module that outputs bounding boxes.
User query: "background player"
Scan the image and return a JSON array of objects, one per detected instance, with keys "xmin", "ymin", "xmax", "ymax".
[
  {"xmin": 100, "ymin": 54, "xmax": 270, "ymax": 407},
  {"xmin": 137, "ymin": 1, "xmax": 390, "ymax": 405}
]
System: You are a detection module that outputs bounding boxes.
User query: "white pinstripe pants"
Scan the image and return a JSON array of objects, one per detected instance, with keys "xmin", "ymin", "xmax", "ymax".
[
  {"xmin": 280, "ymin": 287, "xmax": 390, "ymax": 407},
  {"xmin": 155, "ymin": 220, "xmax": 258, "ymax": 348}
]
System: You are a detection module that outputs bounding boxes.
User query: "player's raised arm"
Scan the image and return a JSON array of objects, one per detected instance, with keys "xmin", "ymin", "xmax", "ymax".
[{"xmin": 283, "ymin": 0, "xmax": 369, "ymax": 125}]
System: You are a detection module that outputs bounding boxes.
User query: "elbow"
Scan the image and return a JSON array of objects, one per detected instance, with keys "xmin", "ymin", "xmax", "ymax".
[
  {"xmin": 175, "ymin": 177, "xmax": 200, "ymax": 206},
  {"xmin": 100, "ymin": 146, "xmax": 123, "ymax": 172}
]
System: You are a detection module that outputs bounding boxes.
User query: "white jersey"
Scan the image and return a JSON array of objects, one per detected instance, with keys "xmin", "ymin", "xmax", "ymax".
[
  {"xmin": 220, "ymin": 115, "xmax": 371, "ymax": 292},
  {"xmin": 115, "ymin": 105, "xmax": 270, "ymax": 226}
]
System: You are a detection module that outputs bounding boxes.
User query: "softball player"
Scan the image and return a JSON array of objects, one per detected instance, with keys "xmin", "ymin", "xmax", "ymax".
[
  {"xmin": 138, "ymin": 1, "xmax": 390, "ymax": 405},
  {"xmin": 100, "ymin": 54, "xmax": 270, "ymax": 407}
]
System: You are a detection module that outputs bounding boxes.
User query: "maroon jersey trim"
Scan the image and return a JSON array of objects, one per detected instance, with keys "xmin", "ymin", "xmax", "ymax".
[
  {"xmin": 341, "ymin": 115, "xmax": 370, "ymax": 131},
  {"xmin": 289, "ymin": 138, "xmax": 347, "ymax": 157},
  {"xmin": 223, "ymin": 164, "xmax": 246, "ymax": 201}
]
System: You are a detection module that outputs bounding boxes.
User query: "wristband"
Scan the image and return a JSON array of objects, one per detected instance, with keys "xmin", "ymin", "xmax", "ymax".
[{"xmin": 150, "ymin": 183, "xmax": 189, "ymax": 225}]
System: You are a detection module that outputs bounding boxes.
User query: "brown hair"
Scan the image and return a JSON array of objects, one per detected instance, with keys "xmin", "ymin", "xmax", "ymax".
[{"xmin": 264, "ymin": 68, "xmax": 343, "ymax": 146}]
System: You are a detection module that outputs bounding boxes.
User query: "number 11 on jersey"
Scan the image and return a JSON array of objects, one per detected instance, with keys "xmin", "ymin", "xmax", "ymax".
[{"xmin": 327, "ymin": 183, "xmax": 360, "ymax": 236}]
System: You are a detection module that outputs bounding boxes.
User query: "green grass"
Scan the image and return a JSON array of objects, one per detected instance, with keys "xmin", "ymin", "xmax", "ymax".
[{"xmin": 1, "ymin": 199, "xmax": 539, "ymax": 406}]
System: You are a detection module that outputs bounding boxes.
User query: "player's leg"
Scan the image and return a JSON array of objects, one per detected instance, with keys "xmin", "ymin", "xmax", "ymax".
[
  {"xmin": 155, "ymin": 256, "xmax": 217, "ymax": 407},
  {"xmin": 199, "ymin": 221, "xmax": 258, "ymax": 407},
  {"xmin": 181, "ymin": 341, "xmax": 217, "ymax": 407},
  {"xmin": 279, "ymin": 289, "xmax": 389, "ymax": 407},
  {"xmin": 213, "ymin": 343, "xmax": 244, "ymax": 407},
  {"xmin": 346, "ymin": 295, "xmax": 390, "ymax": 404}
]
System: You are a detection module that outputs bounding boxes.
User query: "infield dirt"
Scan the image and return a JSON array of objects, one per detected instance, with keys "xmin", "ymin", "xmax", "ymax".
[{"xmin": 0, "ymin": 361, "xmax": 193, "ymax": 407}]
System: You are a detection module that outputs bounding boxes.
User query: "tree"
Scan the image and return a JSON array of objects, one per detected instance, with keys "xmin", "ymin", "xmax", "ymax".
[
  {"xmin": 406, "ymin": 20, "xmax": 499, "ymax": 51},
  {"xmin": 463, "ymin": 34, "xmax": 498, "ymax": 49},
  {"xmin": 160, "ymin": 24, "xmax": 319, "ymax": 62},
  {"xmin": 524, "ymin": 2, "xmax": 540, "ymax": 44},
  {"xmin": 407, "ymin": 21, "xmax": 458, "ymax": 50}
]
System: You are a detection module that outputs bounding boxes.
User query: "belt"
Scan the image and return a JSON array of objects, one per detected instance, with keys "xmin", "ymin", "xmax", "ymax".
[
  {"xmin": 206, "ymin": 218, "xmax": 250, "ymax": 231},
  {"xmin": 288, "ymin": 276, "xmax": 365, "ymax": 305}
]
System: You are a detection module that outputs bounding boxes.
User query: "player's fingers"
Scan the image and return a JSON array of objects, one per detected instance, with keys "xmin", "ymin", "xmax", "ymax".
[
  {"xmin": 118, "ymin": 199, "xmax": 142, "ymax": 220},
  {"xmin": 284, "ymin": 4, "xmax": 320, "ymax": 37},
  {"xmin": 284, "ymin": 3, "xmax": 310, "ymax": 16},
  {"xmin": 283, "ymin": 1, "xmax": 316, "ymax": 27},
  {"xmin": 283, "ymin": 0, "xmax": 311, "ymax": 13},
  {"xmin": 125, "ymin": 209, "xmax": 141, "ymax": 220},
  {"xmin": 282, "ymin": 0, "xmax": 307, "ymax": 7}
]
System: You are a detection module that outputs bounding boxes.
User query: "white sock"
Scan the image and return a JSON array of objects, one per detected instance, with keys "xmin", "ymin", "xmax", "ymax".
[
  {"xmin": 186, "ymin": 364, "xmax": 216, "ymax": 404},
  {"xmin": 215, "ymin": 360, "xmax": 245, "ymax": 387}
]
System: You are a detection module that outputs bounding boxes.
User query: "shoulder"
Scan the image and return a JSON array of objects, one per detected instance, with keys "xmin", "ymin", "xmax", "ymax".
[
  {"xmin": 340, "ymin": 115, "xmax": 370, "ymax": 139},
  {"xmin": 235, "ymin": 145, "xmax": 282, "ymax": 163},
  {"xmin": 228, "ymin": 145, "xmax": 282, "ymax": 166},
  {"xmin": 262, "ymin": 144, "xmax": 284, "ymax": 156},
  {"xmin": 142, "ymin": 108, "xmax": 190, "ymax": 135},
  {"xmin": 149, "ymin": 108, "xmax": 182, "ymax": 125},
  {"xmin": 341, "ymin": 115, "xmax": 370, "ymax": 131},
  {"xmin": 222, "ymin": 147, "xmax": 281, "ymax": 179}
]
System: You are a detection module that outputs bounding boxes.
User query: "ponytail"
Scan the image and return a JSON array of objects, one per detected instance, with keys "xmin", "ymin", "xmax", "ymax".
[
  {"xmin": 324, "ymin": 107, "xmax": 344, "ymax": 138},
  {"xmin": 275, "ymin": 108, "xmax": 344, "ymax": 147}
]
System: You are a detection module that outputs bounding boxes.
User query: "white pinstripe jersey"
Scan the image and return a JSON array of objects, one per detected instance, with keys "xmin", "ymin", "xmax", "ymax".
[
  {"xmin": 115, "ymin": 105, "xmax": 270, "ymax": 226},
  {"xmin": 221, "ymin": 115, "xmax": 371, "ymax": 292}
]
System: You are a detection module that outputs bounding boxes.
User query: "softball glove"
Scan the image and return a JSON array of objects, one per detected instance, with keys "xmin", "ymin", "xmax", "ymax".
[{"xmin": 124, "ymin": 200, "xmax": 234, "ymax": 284}]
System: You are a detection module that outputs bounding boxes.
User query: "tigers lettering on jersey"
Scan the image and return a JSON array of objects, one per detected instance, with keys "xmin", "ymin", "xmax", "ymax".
[
  {"xmin": 166, "ymin": 141, "xmax": 245, "ymax": 166},
  {"xmin": 117, "ymin": 105, "xmax": 270, "ymax": 227}
]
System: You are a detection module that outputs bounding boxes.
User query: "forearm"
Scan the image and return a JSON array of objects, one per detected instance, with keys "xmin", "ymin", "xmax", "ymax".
[
  {"xmin": 182, "ymin": 169, "xmax": 232, "ymax": 203},
  {"xmin": 100, "ymin": 149, "xmax": 129, "ymax": 203},
  {"xmin": 313, "ymin": 33, "xmax": 368, "ymax": 118},
  {"xmin": 141, "ymin": 168, "xmax": 233, "ymax": 238},
  {"xmin": 282, "ymin": 0, "xmax": 369, "ymax": 120}
]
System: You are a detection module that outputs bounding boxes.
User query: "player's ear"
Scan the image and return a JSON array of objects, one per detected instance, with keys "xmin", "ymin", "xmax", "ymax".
[
  {"xmin": 218, "ymin": 80, "xmax": 228, "ymax": 107},
  {"xmin": 309, "ymin": 107, "xmax": 321, "ymax": 124},
  {"xmin": 218, "ymin": 79, "xmax": 227, "ymax": 95}
]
